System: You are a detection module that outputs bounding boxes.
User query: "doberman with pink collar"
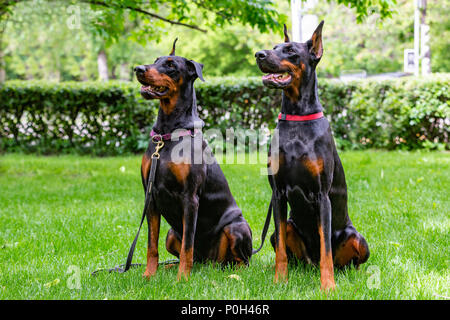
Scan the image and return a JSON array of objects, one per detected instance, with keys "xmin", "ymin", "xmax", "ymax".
[
  {"xmin": 134, "ymin": 40, "xmax": 252, "ymax": 281},
  {"xmin": 255, "ymin": 22, "xmax": 369, "ymax": 290}
]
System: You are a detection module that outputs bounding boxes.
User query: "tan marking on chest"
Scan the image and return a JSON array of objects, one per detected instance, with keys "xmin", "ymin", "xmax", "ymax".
[
  {"xmin": 302, "ymin": 157, "xmax": 324, "ymax": 177},
  {"xmin": 168, "ymin": 161, "xmax": 190, "ymax": 184}
]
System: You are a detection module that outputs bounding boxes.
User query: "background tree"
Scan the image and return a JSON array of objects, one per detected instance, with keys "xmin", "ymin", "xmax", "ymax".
[
  {"xmin": 428, "ymin": 0, "xmax": 449, "ymax": 73},
  {"xmin": 0, "ymin": 0, "xmax": 283, "ymax": 82},
  {"xmin": 2, "ymin": 0, "xmax": 447, "ymax": 81}
]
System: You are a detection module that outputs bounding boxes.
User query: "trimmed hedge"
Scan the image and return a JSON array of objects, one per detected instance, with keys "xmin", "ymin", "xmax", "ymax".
[
  {"xmin": 1, "ymin": 75, "xmax": 449, "ymax": 155},
  {"xmin": 0, "ymin": 81, "xmax": 155, "ymax": 155}
]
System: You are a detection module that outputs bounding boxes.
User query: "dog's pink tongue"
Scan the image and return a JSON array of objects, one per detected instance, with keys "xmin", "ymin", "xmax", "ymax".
[{"xmin": 263, "ymin": 73, "xmax": 276, "ymax": 80}]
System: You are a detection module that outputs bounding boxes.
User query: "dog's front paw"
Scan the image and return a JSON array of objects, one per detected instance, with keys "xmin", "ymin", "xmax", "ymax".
[
  {"xmin": 273, "ymin": 251, "xmax": 288, "ymax": 283},
  {"xmin": 176, "ymin": 269, "xmax": 190, "ymax": 282},
  {"xmin": 320, "ymin": 279, "xmax": 336, "ymax": 291},
  {"xmin": 274, "ymin": 273, "xmax": 288, "ymax": 283},
  {"xmin": 274, "ymin": 263, "xmax": 288, "ymax": 283},
  {"xmin": 142, "ymin": 268, "xmax": 157, "ymax": 280}
]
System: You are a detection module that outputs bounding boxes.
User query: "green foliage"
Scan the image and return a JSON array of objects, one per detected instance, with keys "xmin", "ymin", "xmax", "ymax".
[
  {"xmin": 314, "ymin": 0, "xmax": 450, "ymax": 77},
  {"xmin": 332, "ymin": 75, "xmax": 450, "ymax": 150},
  {"xmin": 2, "ymin": 0, "xmax": 283, "ymax": 41},
  {"xmin": 1, "ymin": 0, "xmax": 285, "ymax": 81},
  {"xmin": 0, "ymin": 0, "xmax": 285, "ymax": 82},
  {"xmin": 1, "ymin": 75, "xmax": 448, "ymax": 154},
  {"xmin": 428, "ymin": 0, "xmax": 450, "ymax": 73},
  {"xmin": 3, "ymin": 1, "xmax": 99, "ymax": 81},
  {"xmin": 177, "ymin": 26, "xmax": 264, "ymax": 77},
  {"xmin": 313, "ymin": 0, "xmax": 410, "ymax": 77},
  {"xmin": 332, "ymin": 0, "xmax": 397, "ymax": 22},
  {"xmin": 3, "ymin": 0, "xmax": 448, "ymax": 81}
]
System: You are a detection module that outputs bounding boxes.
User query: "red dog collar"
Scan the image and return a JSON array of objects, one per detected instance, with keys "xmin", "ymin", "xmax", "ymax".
[
  {"xmin": 278, "ymin": 112, "xmax": 324, "ymax": 121},
  {"xmin": 150, "ymin": 129, "xmax": 199, "ymax": 141}
]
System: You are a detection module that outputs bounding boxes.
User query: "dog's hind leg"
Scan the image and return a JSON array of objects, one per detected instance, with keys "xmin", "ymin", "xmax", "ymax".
[
  {"xmin": 333, "ymin": 226, "xmax": 370, "ymax": 269},
  {"xmin": 222, "ymin": 221, "xmax": 253, "ymax": 266},
  {"xmin": 165, "ymin": 228, "xmax": 181, "ymax": 258},
  {"xmin": 285, "ymin": 221, "xmax": 311, "ymax": 264}
]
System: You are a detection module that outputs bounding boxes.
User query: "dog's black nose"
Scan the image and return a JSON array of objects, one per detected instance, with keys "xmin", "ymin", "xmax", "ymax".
[
  {"xmin": 134, "ymin": 65, "xmax": 146, "ymax": 74},
  {"xmin": 255, "ymin": 51, "xmax": 267, "ymax": 59}
]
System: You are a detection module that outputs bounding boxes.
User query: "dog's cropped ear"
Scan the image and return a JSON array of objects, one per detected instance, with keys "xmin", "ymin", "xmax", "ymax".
[
  {"xmin": 186, "ymin": 60, "xmax": 205, "ymax": 82},
  {"xmin": 283, "ymin": 24, "xmax": 290, "ymax": 42},
  {"xmin": 169, "ymin": 38, "xmax": 178, "ymax": 56},
  {"xmin": 307, "ymin": 20, "xmax": 324, "ymax": 60}
]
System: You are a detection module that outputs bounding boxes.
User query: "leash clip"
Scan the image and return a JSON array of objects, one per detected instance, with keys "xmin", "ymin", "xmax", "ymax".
[
  {"xmin": 190, "ymin": 128, "xmax": 199, "ymax": 138},
  {"xmin": 151, "ymin": 139, "xmax": 164, "ymax": 159}
]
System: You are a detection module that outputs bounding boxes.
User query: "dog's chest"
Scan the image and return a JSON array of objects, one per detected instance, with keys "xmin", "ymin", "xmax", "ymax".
[{"xmin": 271, "ymin": 121, "xmax": 333, "ymax": 191}]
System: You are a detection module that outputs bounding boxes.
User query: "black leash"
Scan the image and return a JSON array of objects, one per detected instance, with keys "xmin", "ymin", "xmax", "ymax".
[
  {"xmin": 252, "ymin": 173, "xmax": 275, "ymax": 255},
  {"xmin": 91, "ymin": 138, "xmax": 179, "ymax": 276},
  {"xmin": 252, "ymin": 200, "xmax": 272, "ymax": 255}
]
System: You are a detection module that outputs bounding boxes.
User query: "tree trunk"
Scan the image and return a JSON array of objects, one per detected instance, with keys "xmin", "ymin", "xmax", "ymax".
[
  {"xmin": 79, "ymin": 63, "xmax": 88, "ymax": 81},
  {"xmin": 0, "ymin": 21, "xmax": 6, "ymax": 83},
  {"xmin": 97, "ymin": 50, "xmax": 109, "ymax": 81},
  {"xmin": 420, "ymin": 0, "xmax": 431, "ymax": 75},
  {"xmin": 119, "ymin": 63, "xmax": 130, "ymax": 81},
  {"xmin": 0, "ymin": 63, "xmax": 5, "ymax": 83}
]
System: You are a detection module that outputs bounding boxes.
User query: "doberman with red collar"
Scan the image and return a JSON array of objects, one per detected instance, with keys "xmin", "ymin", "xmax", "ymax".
[
  {"xmin": 134, "ymin": 40, "xmax": 252, "ymax": 281},
  {"xmin": 255, "ymin": 22, "xmax": 369, "ymax": 290}
]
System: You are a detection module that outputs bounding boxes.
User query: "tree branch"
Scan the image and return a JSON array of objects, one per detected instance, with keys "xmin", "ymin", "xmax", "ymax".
[{"xmin": 81, "ymin": 0, "xmax": 207, "ymax": 33}]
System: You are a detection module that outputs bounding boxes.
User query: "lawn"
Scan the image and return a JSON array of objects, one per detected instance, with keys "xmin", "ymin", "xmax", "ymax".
[{"xmin": 0, "ymin": 151, "xmax": 448, "ymax": 300}]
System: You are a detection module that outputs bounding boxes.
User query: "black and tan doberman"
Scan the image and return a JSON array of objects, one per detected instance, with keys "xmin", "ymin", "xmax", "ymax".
[
  {"xmin": 134, "ymin": 40, "xmax": 252, "ymax": 281},
  {"xmin": 255, "ymin": 22, "xmax": 369, "ymax": 290}
]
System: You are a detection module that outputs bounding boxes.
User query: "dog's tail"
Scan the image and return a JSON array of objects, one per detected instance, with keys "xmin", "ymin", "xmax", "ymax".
[{"xmin": 252, "ymin": 200, "xmax": 272, "ymax": 255}]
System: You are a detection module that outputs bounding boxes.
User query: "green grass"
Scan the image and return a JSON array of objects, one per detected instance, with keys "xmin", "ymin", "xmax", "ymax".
[{"xmin": 0, "ymin": 151, "xmax": 448, "ymax": 300}]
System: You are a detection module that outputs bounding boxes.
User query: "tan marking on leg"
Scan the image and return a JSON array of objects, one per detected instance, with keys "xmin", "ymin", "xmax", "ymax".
[
  {"xmin": 143, "ymin": 214, "xmax": 160, "ymax": 279},
  {"xmin": 334, "ymin": 236, "xmax": 358, "ymax": 267},
  {"xmin": 165, "ymin": 229, "xmax": 181, "ymax": 258},
  {"xmin": 216, "ymin": 232, "xmax": 229, "ymax": 263},
  {"xmin": 177, "ymin": 246, "xmax": 193, "ymax": 281},
  {"xmin": 318, "ymin": 225, "xmax": 335, "ymax": 291},
  {"xmin": 334, "ymin": 234, "xmax": 369, "ymax": 268},
  {"xmin": 286, "ymin": 223, "xmax": 308, "ymax": 261},
  {"xmin": 274, "ymin": 220, "xmax": 288, "ymax": 283},
  {"xmin": 222, "ymin": 226, "xmax": 245, "ymax": 266},
  {"xmin": 177, "ymin": 214, "xmax": 194, "ymax": 281},
  {"xmin": 141, "ymin": 153, "xmax": 152, "ymax": 183}
]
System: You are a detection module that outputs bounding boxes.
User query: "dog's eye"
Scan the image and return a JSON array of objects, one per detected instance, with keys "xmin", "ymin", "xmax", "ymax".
[
  {"xmin": 166, "ymin": 61, "xmax": 175, "ymax": 68},
  {"xmin": 286, "ymin": 47, "xmax": 295, "ymax": 53}
]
